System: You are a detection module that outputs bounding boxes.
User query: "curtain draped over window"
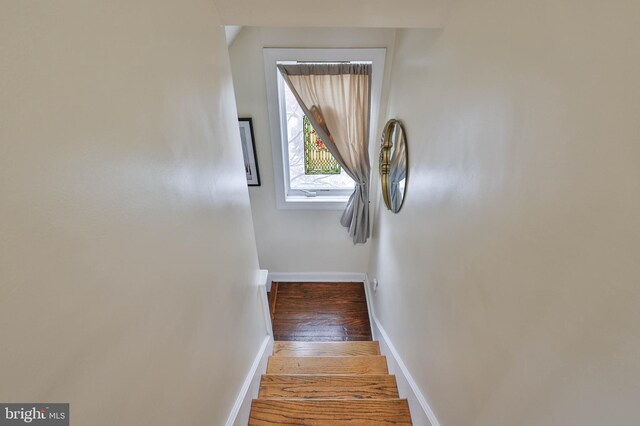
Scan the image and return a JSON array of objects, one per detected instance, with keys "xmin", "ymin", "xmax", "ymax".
[{"xmin": 277, "ymin": 63, "xmax": 372, "ymax": 244}]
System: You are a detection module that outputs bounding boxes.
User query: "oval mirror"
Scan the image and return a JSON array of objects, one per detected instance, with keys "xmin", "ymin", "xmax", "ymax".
[{"xmin": 379, "ymin": 119, "xmax": 408, "ymax": 213}]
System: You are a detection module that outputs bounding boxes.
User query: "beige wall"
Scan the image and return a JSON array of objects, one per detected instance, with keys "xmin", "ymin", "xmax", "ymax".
[
  {"xmin": 229, "ymin": 27, "xmax": 395, "ymax": 273},
  {"xmin": 369, "ymin": 1, "xmax": 640, "ymax": 425},
  {"xmin": 0, "ymin": 1, "xmax": 265, "ymax": 425}
]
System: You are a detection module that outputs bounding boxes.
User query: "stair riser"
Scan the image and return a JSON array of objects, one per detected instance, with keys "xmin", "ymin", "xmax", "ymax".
[
  {"xmin": 259, "ymin": 375, "xmax": 399, "ymax": 399},
  {"xmin": 273, "ymin": 341, "xmax": 380, "ymax": 357},
  {"xmin": 267, "ymin": 356, "xmax": 388, "ymax": 375}
]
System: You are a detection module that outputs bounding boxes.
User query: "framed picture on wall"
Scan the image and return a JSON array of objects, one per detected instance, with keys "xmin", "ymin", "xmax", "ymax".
[{"xmin": 238, "ymin": 118, "xmax": 260, "ymax": 186}]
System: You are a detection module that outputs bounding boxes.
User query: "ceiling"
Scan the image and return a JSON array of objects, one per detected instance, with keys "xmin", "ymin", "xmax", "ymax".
[{"xmin": 212, "ymin": 0, "xmax": 452, "ymax": 28}]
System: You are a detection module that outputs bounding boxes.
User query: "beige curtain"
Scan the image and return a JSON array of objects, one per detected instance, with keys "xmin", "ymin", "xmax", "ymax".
[{"xmin": 278, "ymin": 63, "xmax": 371, "ymax": 244}]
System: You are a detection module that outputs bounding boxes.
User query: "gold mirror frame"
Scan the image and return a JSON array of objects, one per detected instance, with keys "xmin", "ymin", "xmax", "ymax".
[{"xmin": 379, "ymin": 119, "xmax": 407, "ymax": 213}]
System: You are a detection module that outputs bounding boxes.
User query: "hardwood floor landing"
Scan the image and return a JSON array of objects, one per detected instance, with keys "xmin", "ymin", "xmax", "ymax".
[{"xmin": 269, "ymin": 282, "xmax": 372, "ymax": 342}]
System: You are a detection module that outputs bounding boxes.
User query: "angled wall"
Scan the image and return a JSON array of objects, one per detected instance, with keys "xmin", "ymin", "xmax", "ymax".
[
  {"xmin": 0, "ymin": 1, "xmax": 265, "ymax": 424},
  {"xmin": 369, "ymin": 1, "xmax": 640, "ymax": 425}
]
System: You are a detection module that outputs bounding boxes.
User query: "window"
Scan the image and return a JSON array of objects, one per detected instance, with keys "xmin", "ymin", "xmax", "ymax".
[
  {"xmin": 264, "ymin": 48, "xmax": 385, "ymax": 209},
  {"xmin": 280, "ymin": 73, "xmax": 354, "ymax": 198}
]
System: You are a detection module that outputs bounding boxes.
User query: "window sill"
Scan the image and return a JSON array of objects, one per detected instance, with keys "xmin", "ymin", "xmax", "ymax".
[{"xmin": 277, "ymin": 195, "xmax": 349, "ymax": 210}]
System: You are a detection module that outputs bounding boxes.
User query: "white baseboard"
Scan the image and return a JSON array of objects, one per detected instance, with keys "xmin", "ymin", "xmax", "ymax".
[
  {"xmin": 225, "ymin": 335, "xmax": 273, "ymax": 426},
  {"xmin": 266, "ymin": 272, "xmax": 367, "ymax": 291},
  {"xmin": 370, "ymin": 316, "xmax": 440, "ymax": 426},
  {"xmin": 257, "ymin": 269, "xmax": 272, "ymax": 336},
  {"xmin": 362, "ymin": 274, "xmax": 376, "ymax": 352}
]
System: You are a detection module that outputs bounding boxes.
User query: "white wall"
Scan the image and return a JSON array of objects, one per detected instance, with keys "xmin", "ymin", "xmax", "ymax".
[
  {"xmin": 0, "ymin": 1, "xmax": 265, "ymax": 425},
  {"xmin": 229, "ymin": 27, "xmax": 396, "ymax": 273},
  {"xmin": 369, "ymin": 1, "xmax": 640, "ymax": 425}
]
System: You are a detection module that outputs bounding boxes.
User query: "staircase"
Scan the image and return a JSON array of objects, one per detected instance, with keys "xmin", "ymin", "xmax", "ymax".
[{"xmin": 248, "ymin": 341, "xmax": 412, "ymax": 425}]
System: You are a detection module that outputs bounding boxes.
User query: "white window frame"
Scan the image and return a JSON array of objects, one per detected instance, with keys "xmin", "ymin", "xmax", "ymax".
[{"xmin": 264, "ymin": 48, "xmax": 386, "ymax": 210}]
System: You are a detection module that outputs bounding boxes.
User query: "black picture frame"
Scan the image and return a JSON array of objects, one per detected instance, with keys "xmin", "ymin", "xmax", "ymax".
[{"xmin": 238, "ymin": 118, "xmax": 260, "ymax": 186}]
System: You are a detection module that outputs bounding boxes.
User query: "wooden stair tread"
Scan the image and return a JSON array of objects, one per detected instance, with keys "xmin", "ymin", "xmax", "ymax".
[
  {"xmin": 274, "ymin": 315, "xmax": 371, "ymax": 329},
  {"xmin": 267, "ymin": 356, "xmax": 388, "ymax": 375},
  {"xmin": 249, "ymin": 399, "xmax": 412, "ymax": 425},
  {"xmin": 273, "ymin": 341, "xmax": 380, "ymax": 357},
  {"xmin": 259, "ymin": 374, "xmax": 399, "ymax": 399}
]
